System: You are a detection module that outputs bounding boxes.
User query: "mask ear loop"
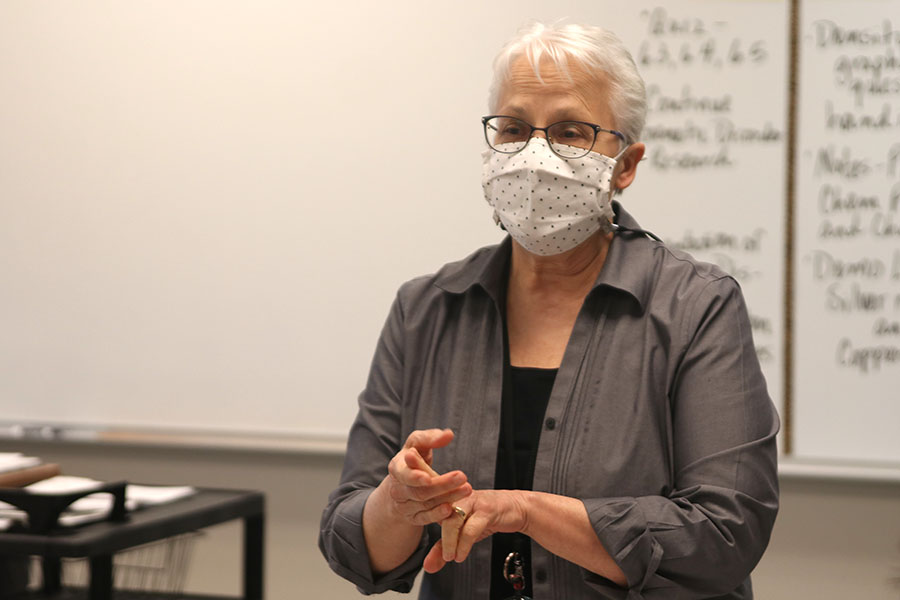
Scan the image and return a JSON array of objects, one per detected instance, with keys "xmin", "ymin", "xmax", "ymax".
[
  {"xmin": 599, "ymin": 144, "xmax": 629, "ymax": 233},
  {"xmin": 605, "ymin": 141, "xmax": 631, "ymax": 198},
  {"xmin": 606, "ymin": 144, "xmax": 663, "ymax": 242},
  {"xmin": 610, "ymin": 222, "xmax": 662, "ymax": 241}
]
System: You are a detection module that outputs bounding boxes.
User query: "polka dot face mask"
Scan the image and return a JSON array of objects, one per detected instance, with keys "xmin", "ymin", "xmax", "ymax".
[{"xmin": 482, "ymin": 137, "xmax": 622, "ymax": 256}]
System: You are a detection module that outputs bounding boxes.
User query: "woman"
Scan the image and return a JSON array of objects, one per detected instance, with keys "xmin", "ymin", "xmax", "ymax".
[{"xmin": 320, "ymin": 22, "xmax": 778, "ymax": 600}]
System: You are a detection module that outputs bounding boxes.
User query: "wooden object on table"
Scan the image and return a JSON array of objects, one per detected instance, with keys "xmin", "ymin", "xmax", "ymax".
[{"xmin": 0, "ymin": 463, "xmax": 62, "ymax": 487}]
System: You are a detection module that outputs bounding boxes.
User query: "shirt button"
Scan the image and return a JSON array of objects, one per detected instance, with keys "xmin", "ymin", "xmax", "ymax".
[
  {"xmin": 535, "ymin": 569, "xmax": 547, "ymax": 583},
  {"xmin": 545, "ymin": 417, "xmax": 556, "ymax": 430}
]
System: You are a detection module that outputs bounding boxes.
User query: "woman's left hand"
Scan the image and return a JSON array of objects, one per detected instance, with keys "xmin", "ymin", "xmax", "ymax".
[{"xmin": 422, "ymin": 489, "xmax": 528, "ymax": 573}]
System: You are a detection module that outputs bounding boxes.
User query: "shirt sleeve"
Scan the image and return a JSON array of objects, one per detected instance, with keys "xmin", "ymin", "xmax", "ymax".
[
  {"xmin": 581, "ymin": 276, "xmax": 780, "ymax": 599},
  {"xmin": 318, "ymin": 289, "xmax": 432, "ymax": 594}
]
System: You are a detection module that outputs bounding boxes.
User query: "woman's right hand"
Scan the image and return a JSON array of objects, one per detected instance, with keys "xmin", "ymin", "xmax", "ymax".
[
  {"xmin": 363, "ymin": 428, "xmax": 472, "ymax": 574},
  {"xmin": 383, "ymin": 428, "xmax": 472, "ymax": 526}
]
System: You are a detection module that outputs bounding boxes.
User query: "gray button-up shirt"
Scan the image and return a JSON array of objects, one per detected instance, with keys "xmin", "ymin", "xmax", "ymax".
[{"xmin": 319, "ymin": 204, "xmax": 779, "ymax": 599}]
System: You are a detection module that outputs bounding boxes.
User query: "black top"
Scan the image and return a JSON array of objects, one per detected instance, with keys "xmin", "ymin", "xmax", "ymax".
[{"xmin": 490, "ymin": 365, "xmax": 557, "ymax": 600}]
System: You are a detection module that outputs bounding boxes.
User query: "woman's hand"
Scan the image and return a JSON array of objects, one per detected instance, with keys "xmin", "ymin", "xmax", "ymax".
[
  {"xmin": 422, "ymin": 489, "xmax": 528, "ymax": 573},
  {"xmin": 363, "ymin": 428, "xmax": 472, "ymax": 575},
  {"xmin": 382, "ymin": 428, "xmax": 473, "ymax": 526},
  {"xmin": 424, "ymin": 489, "xmax": 628, "ymax": 587}
]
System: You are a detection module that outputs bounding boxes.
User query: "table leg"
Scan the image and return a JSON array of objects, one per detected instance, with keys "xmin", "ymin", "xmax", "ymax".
[
  {"xmin": 41, "ymin": 557, "xmax": 61, "ymax": 593},
  {"xmin": 89, "ymin": 554, "xmax": 113, "ymax": 600},
  {"xmin": 243, "ymin": 514, "xmax": 264, "ymax": 599}
]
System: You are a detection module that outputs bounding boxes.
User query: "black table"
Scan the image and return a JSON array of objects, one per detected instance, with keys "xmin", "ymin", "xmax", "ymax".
[{"xmin": 0, "ymin": 488, "xmax": 264, "ymax": 600}]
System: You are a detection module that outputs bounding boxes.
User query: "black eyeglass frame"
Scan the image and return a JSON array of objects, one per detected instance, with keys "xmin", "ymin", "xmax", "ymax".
[{"xmin": 482, "ymin": 115, "xmax": 627, "ymax": 159}]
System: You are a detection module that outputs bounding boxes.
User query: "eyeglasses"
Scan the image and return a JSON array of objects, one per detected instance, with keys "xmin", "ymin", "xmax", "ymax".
[{"xmin": 482, "ymin": 115, "xmax": 626, "ymax": 160}]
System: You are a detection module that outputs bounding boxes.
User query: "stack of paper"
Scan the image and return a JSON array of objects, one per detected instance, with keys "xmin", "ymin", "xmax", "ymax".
[
  {"xmin": 0, "ymin": 476, "xmax": 196, "ymax": 531},
  {"xmin": 0, "ymin": 452, "xmax": 41, "ymax": 474}
]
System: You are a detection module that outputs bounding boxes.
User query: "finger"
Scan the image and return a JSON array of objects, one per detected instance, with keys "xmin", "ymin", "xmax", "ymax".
[
  {"xmin": 388, "ymin": 452, "xmax": 431, "ymax": 488},
  {"xmin": 396, "ymin": 468, "xmax": 468, "ymax": 502},
  {"xmin": 423, "ymin": 540, "xmax": 447, "ymax": 574},
  {"xmin": 388, "ymin": 474, "xmax": 469, "ymax": 513},
  {"xmin": 427, "ymin": 482, "xmax": 472, "ymax": 507},
  {"xmin": 408, "ymin": 502, "xmax": 453, "ymax": 526},
  {"xmin": 412, "ymin": 474, "xmax": 469, "ymax": 503},
  {"xmin": 404, "ymin": 428, "xmax": 454, "ymax": 451},
  {"xmin": 454, "ymin": 514, "xmax": 487, "ymax": 564},
  {"xmin": 404, "ymin": 428, "xmax": 455, "ymax": 464},
  {"xmin": 405, "ymin": 447, "xmax": 440, "ymax": 477},
  {"xmin": 400, "ymin": 480, "xmax": 472, "ymax": 523},
  {"xmin": 440, "ymin": 506, "xmax": 469, "ymax": 561},
  {"xmin": 389, "ymin": 447, "xmax": 449, "ymax": 486}
]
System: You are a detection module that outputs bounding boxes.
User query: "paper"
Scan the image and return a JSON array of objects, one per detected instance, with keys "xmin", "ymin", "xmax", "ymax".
[
  {"xmin": 0, "ymin": 452, "xmax": 42, "ymax": 474},
  {"xmin": 25, "ymin": 475, "xmax": 105, "ymax": 494},
  {"xmin": 127, "ymin": 484, "xmax": 195, "ymax": 506}
]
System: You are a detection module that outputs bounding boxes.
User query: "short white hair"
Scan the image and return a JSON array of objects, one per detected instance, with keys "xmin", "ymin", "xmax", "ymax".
[{"xmin": 488, "ymin": 22, "xmax": 647, "ymax": 145}]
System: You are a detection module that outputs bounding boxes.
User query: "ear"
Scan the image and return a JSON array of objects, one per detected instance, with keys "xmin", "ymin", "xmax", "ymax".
[{"xmin": 613, "ymin": 143, "xmax": 645, "ymax": 191}]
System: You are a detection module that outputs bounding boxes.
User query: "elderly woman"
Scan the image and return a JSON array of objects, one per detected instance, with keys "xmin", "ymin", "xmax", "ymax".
[{"xmin": 319, "ymin": 22, "xmax": 779, "ymax": 600}]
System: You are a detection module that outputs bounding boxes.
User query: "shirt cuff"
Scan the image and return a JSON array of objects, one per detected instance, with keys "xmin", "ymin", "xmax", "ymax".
[
  {"xmin": 580, "ymin": 497, "xmax": 666, "ymax": 598},
  {"xmin": 321, "ymin": 488, "xmax": 430, "ymax": 594}
]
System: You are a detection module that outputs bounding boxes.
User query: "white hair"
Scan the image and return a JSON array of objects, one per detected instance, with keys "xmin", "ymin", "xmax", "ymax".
[{"xmin": 488, "ymin": 22, "xmax": 647, "ymax": 145}]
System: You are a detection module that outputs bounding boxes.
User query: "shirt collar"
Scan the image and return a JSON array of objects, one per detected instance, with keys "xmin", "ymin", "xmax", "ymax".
[
  {"xmin": 595, "ymin": 201, "xmax": 655, "ymax": 310},
  {"xmin": 434, "ymin": 201, "xmax": 655, "ymax": 311},
  {"xmin": 434, "ymin": 236, "xmax": 512, "ymax": 306}
]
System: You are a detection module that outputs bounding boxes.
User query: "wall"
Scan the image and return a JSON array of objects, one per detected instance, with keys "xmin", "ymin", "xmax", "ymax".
[{"xmin": 2, "ymin": 440, "xmax": 898, "ymax": 600}]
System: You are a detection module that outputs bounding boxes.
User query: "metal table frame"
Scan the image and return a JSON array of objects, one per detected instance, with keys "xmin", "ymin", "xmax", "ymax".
[{"xmin": 0, "ymin": 487, "xmax": 264, "ymax": 600}]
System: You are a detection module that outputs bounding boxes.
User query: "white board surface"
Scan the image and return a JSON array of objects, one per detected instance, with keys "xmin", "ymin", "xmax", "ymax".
[
  {"xmin": 794, "ymin": 0, "xmax": 900, "ymax": 465},
  {"xmin": 0, "ymin": 0, "xmax": 895, "ymax": 471}
]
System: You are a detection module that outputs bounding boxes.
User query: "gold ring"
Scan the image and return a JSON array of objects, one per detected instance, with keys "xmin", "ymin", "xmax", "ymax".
[{"xmin": 452, "ymin": 506, "xmax": 467, "ymax": 521}]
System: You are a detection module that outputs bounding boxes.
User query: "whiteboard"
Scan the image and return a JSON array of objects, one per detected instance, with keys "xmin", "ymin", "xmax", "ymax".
[
  {"xmin": 794, "ymin": 0, "xmax": 900, "ymax": 465},
  {"xmin": 0, "ymin": 0, "xmax": 895, "ymax": 469}
]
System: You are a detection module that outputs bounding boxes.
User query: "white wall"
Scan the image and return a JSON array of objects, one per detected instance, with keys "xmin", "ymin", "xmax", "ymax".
[{"xmin": 3, "ymin": 440, "xmax": 899, "ymax": 600}]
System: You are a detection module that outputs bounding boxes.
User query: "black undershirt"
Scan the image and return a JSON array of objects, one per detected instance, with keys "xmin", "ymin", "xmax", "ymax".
[{"xmin": 489, "ymin": 365, "xmax": 557, "ymax": 600}]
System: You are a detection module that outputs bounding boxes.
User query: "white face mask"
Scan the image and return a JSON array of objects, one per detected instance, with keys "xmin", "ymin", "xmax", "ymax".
[{"xmin": 481, "ymin": 137, "xmax": 622, "ymax": 256}]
